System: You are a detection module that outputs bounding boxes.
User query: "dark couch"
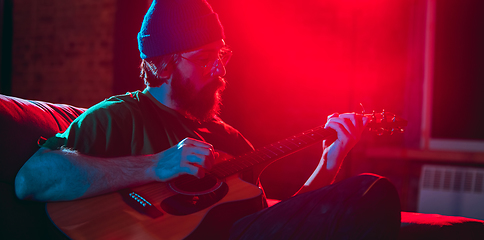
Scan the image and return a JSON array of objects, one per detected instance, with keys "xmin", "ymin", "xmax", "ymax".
[{"xmin": 1, "ymin": 93, "xmax": 483, "ymax": 239}]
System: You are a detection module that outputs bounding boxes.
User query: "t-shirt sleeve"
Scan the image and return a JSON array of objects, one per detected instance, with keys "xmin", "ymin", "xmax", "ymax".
[{"xmin": 42, "ymin": 100, "xmax": 131, "ymax": 157}]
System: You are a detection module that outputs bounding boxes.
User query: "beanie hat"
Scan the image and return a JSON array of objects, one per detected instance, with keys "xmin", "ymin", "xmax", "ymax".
[{"xmin": 138, "ymin": 0, "xmax": 225, "ymax": 59}]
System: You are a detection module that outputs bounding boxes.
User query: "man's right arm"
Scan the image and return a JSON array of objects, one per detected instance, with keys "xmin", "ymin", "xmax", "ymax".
[{"xmin": 15, "ymin": 138, "xmax": 215, "ymax": 202}]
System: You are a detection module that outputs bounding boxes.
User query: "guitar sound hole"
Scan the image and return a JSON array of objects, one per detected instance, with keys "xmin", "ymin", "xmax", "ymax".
[
  {"xmin": 162, "ymin": 176, "xmax": 229, "ymax": 216},
  {"xmin": 169, "ymin": 175, "xmax": 221, "ymax": 195}
]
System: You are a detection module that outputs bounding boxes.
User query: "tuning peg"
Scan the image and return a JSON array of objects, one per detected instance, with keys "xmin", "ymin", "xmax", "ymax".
[
  {"xmin": 365, "ymin": 109, "xmax": 407, "ymax": 136},
  {"xmin": 381, "ymin": 109, "xmax": 387, "ymax": 122},
  {"xmin": 360, "ymin": 103, "xmax": 366, "ymax": 114}
]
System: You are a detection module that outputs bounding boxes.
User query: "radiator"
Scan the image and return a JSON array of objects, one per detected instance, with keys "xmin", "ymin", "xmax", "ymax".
[{"xmin": 418, "ymin": 164, "xmax": 484, "ymax": 220}]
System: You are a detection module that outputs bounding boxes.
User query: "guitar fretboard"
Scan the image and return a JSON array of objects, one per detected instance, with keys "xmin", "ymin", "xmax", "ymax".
[{"xmin": 210, "ymin": 126, "xmax": 337, "ymax": 179}]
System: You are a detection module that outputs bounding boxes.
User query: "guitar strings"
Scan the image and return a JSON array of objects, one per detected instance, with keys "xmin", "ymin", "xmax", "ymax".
[{"xmin": 169, "ymin": 126, "xmax": 333, "ymax": 190}]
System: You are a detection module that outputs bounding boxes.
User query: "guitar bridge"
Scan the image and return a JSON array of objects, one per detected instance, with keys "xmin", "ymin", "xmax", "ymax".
[{"xmin": 119, "ymin": 189, "xmax": 163, "ymax": 218}]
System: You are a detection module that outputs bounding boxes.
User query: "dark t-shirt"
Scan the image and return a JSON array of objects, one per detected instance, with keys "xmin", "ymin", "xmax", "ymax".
[{"xmin": 43, "ymin": 89, "xmax": 258, "ymax": 184}]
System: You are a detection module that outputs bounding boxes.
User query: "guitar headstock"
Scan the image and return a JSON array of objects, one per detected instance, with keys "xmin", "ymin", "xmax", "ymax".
[{"xmin": 364, "ymin": 110, "xmax": 407, "ymax": 136}]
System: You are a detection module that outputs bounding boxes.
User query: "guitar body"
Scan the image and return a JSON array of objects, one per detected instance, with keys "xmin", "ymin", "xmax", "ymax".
[{"xmin": 47, "ymin": 174, "xmax": 263, "ymax": 240}]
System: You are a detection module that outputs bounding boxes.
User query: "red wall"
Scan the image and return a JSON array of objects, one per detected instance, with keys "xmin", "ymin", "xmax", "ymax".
[{"xmin": 209, "ymin": 0, "xmax": 420, "ymax": 198}]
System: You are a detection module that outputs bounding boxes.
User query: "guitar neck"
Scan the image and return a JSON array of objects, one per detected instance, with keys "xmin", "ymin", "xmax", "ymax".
[
  {"xmin": 210, "ymin": 126, "xmax": 337, "ymax": 179},
  {"xmin": 207, "ymin": 111, "xmax": 407, "ymax": 179}
]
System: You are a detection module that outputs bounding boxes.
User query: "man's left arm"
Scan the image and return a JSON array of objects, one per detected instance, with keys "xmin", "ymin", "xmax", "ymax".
[{"xmin": 295, "ymin": 113, "xmax": 369, "ymax": 195}]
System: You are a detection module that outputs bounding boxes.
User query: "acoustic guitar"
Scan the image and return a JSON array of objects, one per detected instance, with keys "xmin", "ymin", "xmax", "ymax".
[{"xmin": 46, "ymin": 111, "xmax": 407, "ymax": 239}]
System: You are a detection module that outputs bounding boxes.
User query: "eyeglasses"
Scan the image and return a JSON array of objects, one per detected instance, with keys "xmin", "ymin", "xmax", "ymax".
[{"xmin": 181, "ymin": 46, "xmax": 233, "ymax": 76}]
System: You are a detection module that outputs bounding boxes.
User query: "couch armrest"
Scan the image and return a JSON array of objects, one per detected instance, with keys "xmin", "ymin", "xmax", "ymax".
[{"xmin": 0, "ymin": 94, "xmax": 85, "ymax": 185}]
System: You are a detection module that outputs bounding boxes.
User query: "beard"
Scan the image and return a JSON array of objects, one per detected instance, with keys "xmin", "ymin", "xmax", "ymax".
[{"xmin": 170, "ymin": 69, "xmax": 226, "ymax": 122}]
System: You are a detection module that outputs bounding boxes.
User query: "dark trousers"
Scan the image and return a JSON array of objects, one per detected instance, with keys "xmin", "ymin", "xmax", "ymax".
[{"xmin": 230, "ymin": 174, "xmax": 401, "ymax": 240}]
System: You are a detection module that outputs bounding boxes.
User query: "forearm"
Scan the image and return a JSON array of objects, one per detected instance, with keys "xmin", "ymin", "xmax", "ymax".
[
  {"xmin": 15, "ymin": 147, "xmax": 158, "ymax": 202},
  {"xmin": 295, "ymin": 148, "xmax": 343, "ymax": 195}
]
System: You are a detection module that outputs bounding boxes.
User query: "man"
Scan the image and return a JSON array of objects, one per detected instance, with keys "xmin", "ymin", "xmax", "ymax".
[{"xmin": 15, "ymin": 0, "xmax": 400, "ymax": 239}]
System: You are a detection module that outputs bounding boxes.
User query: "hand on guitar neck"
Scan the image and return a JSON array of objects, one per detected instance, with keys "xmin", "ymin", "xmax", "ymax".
[
  {"xmin": 298, "ymin": 110, "xmax": 406, "ymax": 195},
  {"xmin": 296, "ymin": 112, "xmax": 369, "ymax": 195}
]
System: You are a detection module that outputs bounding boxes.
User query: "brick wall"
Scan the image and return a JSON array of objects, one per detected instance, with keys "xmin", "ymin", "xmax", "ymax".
[{"xmin": 11, "ymin": 0, "xmax": 116, "ymax": 108}]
